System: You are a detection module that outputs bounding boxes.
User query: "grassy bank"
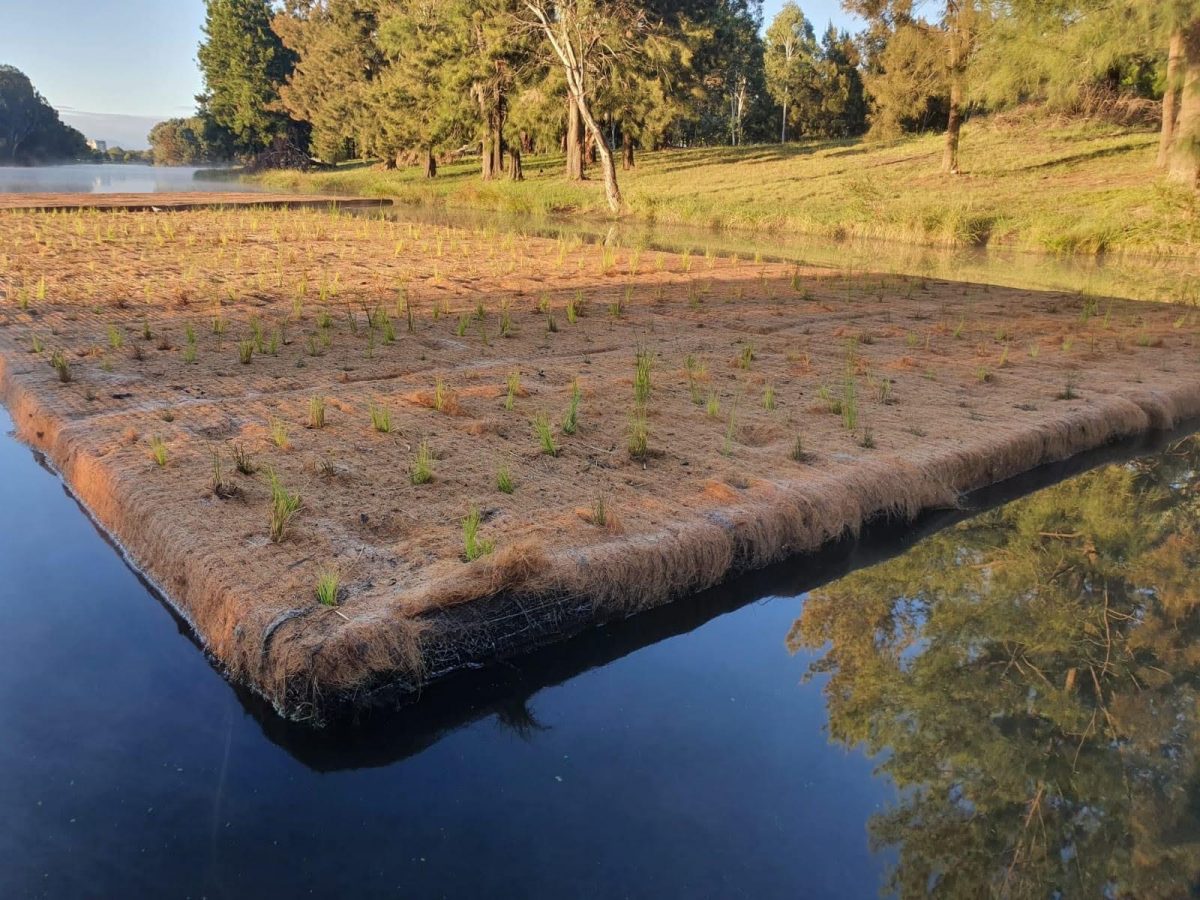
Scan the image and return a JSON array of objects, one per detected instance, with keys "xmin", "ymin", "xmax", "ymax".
[{"xmin": 259, "ymin": 118, "xmax": 1199, "ymax": 258}]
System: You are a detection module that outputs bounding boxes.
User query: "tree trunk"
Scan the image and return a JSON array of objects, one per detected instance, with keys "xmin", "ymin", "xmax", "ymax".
[
  {"xmin": 423, "ymin": 149, "xmax": 437, "ymax": 179},
  {"xmin": 942, "ymin": 1, "xmax": 970, "ymax": 175},
  {"xmin": 622, "ymin": 131, "xmax": 635, "ymax": 170},
  {"xmin": 385, "ymin": 154, "xmax": 399, "ymax": 170},
  {"xmin": 1168, "ymin": 21, "xmax": 1200, "ymax": 190},
  {"xmin": 509, "ymin": 146, "xmax": 523, "ymax": 181},
  {"xmin": 566, "ymin": 98, "xmax": 585, "ymax": 181},
  {"xmin": 781, "ymin": 94, "xmax": 788, "ymax": 143},
  {"xmin": 1159, "ymin": 29, "xmax": 1186, "ymax": 170},
  {"xmin": 480, "ymin": 89, "xmax": 505, "ymax": 180},
  {"xmin": 584, "ymin": 132, "xmax": 596, "ymax": 166},
  {"xmin": 570, "ymin": 91, "xmax": 622, "ymax": 212}
]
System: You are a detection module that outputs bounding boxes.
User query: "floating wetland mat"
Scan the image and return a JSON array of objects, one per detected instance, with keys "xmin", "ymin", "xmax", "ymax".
[{"xmin": 2, "ymin": 206, "xmax": 1198, "ymax": 722}]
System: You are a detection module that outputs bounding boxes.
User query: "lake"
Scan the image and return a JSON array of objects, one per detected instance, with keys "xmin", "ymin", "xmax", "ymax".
[
  {"xmin": 0, "ymin": 163, "xmax": 259, "ymax": 195},
  {"xmin": 2, "ymin": 175, "xmax": 1199, "ymax": 896},
  {"xmin": 1, "ymin": 401, "xmax": 1197, "ymax": 895}
]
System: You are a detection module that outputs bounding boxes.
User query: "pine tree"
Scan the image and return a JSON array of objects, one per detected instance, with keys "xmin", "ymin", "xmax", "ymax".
[{"xmin": 198, "ymin": 0, "xmax": 298, "ymax": 153}]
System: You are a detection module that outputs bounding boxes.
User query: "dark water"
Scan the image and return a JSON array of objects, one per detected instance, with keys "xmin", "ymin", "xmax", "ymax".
[
  {"xmin": 0, "ymin": 164, "xmax": 257, "ymax": 195},
  {"xmin": 2, "ymin": 397, "xmax": 1198, "ymax": 897}
]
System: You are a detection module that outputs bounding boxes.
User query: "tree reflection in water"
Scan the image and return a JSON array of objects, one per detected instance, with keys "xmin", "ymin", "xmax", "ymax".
[{"xmin": 790, "ymin": 436, "xmax": 1200, "ymax": 898}]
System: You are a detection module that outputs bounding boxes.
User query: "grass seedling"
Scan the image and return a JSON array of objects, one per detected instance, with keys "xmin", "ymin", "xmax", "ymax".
[
  {"xmin": 496, "ymin": 464, "xmax": 514, "ymax": 494},
  {"xmin": 634, "ymin": 346, "xmax": 653, "ymax": 405},
  {"xmin": 238, "ymin": 340, "xmax": 254, "ymax": 365},
  {"xmin": 1058, "ymin": 373, "xmax": 1078, "ymax": 400},
  {"xmin": 722, "ymin": 410, "xmax": 737, "ymax": 457},
  {"xmin": 562, "ymin": 380, "xmax": 582, "ymax": 435},
  {"xmin": 762, "ymin": 384, "xmax": 775, "ymax": 411},
  {"xmin": 706, "ymin": 392, "xmax": 720, "ymax": 418},
  {"xmin": 210, "ymin": 450, "xmax": 230, "ymax": 497},
  {"xmin": 737, "ymin": 344, "xmax": 755, "ymax": 370},
  {"xmin": 148, "ymin": 436, "xmax": 168, "ymax": 467},
  {"xmin": 107, "ymin": 325, "xmax": 124, "ymax": 350},
  {"xmin": 505, "ymin": 371, "xmax": 520, "ymax": 411},
  {"xmin": 410, "ymin": 440, "xmax": 434, "ymax": 484},
  {"xmin": 790, "ymin": 435, "xmax": 808, "ymax": 462},
  {"xmin": 269, "ymin": 417, "xmax": 289, "ymax": 449},
  {"xmin": 628, "ymin": 408, "xmax": 649, "ymax": 459},
  {"xmin": 232, "ymin": 443, "xmax": 256, "ymax": 475},
  {"xmin": 456, "ymin": 313, "xmax": 470, "ymax": 337},
  {"xmin": 266, "ymin": 468, "xmax": 301, "ymax": 543},
  {"xmin": 462, "ymin": 506, "xmax": 494, "ymax": 561},
  {"xmin": 590, "ymin": 496, "xmax": 608, "ymax": 527},
  {"xmin": 433, "ymin": 377, "xmax": 448, "ymax": 413},
  {"xmin": 841, "ymin": 375, "xmax": 858, "ymax": 431},
  {"xmin": 369, "ymin": 402, "xmax": 392, "ymax": 433},
  {"xmin": 308, "ymin": 395, "xmax": 326, "ymax": 429},
  {"xmin": 533, "ymin": 412, "xmax": 558, "ymax": 456},
  {"xmin": 30, "ymin": 335, "xmax": 44, "ymax": 354},
  {"xmin": 49, "ymin": 350, "xmax": 71, "ymax": 383},
  {"xmin": 315, "ymin": 569, "xmax": 340, "ymax": 606}
]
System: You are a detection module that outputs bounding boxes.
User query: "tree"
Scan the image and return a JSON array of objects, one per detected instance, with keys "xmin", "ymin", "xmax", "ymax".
[
  {"xmin": 199, "ymin": 0, "xmax": 300, "ymax": 153},
  {"xmin": 846, "ymin": 0, "xmax": 983, "ymax": 174},
  {"xmin": 273, "ymin": 0, "xmax": 382, "ymax": 164},
  {"xmin": 764, "ymin": 2, "xmax": 817, "ymax": 142},
  {"xmin": 0, "ymin": 65, "xmax": 89, "ymax": 163},
  {"xmin": 521, "ymin": 0, "xmax": 660, "ymax": 212},
  {"xmin": 148, "ymin": 118, "xmax": 205, "ymax": 165}
]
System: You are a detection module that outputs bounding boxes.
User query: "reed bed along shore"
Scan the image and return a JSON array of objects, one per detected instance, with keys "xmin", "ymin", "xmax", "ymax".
[{"xmin": 1, "ymin": 205, "xmax": 1198, "ymax": 721}]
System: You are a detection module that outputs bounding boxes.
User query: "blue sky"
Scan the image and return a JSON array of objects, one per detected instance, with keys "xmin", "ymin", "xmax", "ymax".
[{"xmin": 1, "ymin": 0, "xmax": 859, "ymax": 148}]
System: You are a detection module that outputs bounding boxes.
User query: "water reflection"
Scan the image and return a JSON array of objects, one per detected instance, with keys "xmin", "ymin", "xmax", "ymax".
[
  {"xmin": 367, "ymin": 205, "xmax": 1200, "ymax": 307},
  {"xmin": 792, "ymin": 435, "xmax": 1200, "ymax": 897}
]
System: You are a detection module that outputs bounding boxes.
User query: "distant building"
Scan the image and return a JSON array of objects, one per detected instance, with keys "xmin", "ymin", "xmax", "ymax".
[{"xmin": 86, "ymin": 139, "xmax": 107, "ymax": 153}]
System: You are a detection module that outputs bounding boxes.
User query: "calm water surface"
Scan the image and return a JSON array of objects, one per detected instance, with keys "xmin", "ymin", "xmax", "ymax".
[
  {"xmin": 0, "ymin": 163, "xmax": 258, "ymax": 195},
  {"xmin": 1, "ymin": 398, "xmax": 1198, "ymax": 897}
]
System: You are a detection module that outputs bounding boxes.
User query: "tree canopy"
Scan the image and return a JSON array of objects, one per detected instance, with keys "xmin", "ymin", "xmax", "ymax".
[{"xmin": 0, "ymin": 65, "xmax": 89, "ymax": 164}]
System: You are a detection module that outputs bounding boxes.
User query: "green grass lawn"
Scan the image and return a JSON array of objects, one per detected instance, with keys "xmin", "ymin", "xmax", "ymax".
[{"xmin": 258, "ymin": 118, "xmax": 1199, "ymax": 258}]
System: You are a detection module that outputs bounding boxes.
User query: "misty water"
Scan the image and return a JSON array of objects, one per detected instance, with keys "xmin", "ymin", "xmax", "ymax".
[
  {"xmin": 0, "ymin": 163, "xmax": 258, "ymax": 194},
  {"xmin": 2, "ymin": 180, "xmax": 1200, "ymax": 896}
]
